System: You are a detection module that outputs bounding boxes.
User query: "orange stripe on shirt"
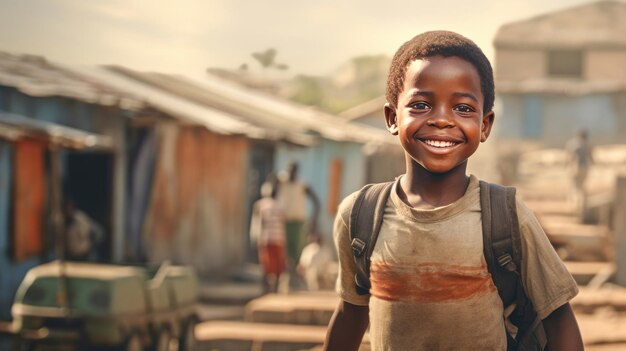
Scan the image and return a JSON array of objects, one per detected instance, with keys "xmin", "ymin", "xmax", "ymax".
[{"xmin": 370, "ymin": 261, "xmax": 496, "ymax": 303}]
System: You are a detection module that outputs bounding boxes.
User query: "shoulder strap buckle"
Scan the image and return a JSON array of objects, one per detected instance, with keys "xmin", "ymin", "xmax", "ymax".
[
  {"xmin": 497, "ymin": 253, "xmax": 518, "ymax": 273},
  {"xmin": 349, "ymin": 182, "xmax": 394, "ymax": 295},
  {"xmin": 351, "ymin": 238, "xmax": 366, "ymax": 257}
]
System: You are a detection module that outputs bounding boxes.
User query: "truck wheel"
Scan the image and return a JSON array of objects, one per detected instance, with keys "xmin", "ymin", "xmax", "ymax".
[{"xmin": 179, "ymin": 318, "xmax": 198, "ymax": 351}]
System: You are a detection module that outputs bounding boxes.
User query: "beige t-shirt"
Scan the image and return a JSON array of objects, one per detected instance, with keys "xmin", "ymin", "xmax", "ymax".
[
  {"xmin": 277, "ymin": 180, "xmax": 307, "ymax": 221},
  {"xmin": 334, "ymin": 175, "xmax": 578, "ymax": 351}
]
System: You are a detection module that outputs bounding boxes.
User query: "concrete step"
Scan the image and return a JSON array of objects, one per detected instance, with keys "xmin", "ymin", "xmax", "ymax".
[
  {"xmin": 195, "ymin": 287, "xmax": 626, "ymax": 350},
  {"xmin": 195, "ymin": 320, "xmax": 369, "ymax": 351},
  {"xmin": 245, "ymin": 292, "xmax": 338, "ymax": 326},
  {"xmin": 572, "ymin": 285, "xmax": 626, "ymax": 313},
  {"xmin": 197, "ymin": 304, "xmax": 246, "ymax": 322},
  {"xmin": 539, "ymin": 217, "xmax": 612, "ymax": 261},
  {"xmin": 576, "ymin": 309, "xmax": 626, "ymax": 348},
  {"xmin": 565, "ymin": 261, "xmax": 614, "ymax": 286}
]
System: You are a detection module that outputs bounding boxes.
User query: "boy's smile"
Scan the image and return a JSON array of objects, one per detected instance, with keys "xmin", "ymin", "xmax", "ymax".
[{"xmin": 385, "ymin": 55, "xmax": 494, "ymax": 175}]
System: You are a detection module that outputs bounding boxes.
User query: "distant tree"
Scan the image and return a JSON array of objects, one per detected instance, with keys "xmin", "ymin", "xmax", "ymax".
[
  {"xmin": 289, "ymin": 75, "xmax": 324, "ymax": 106},
  {"xmin": 251, "ymin": 48, "xmax": 288, "ymax": 71},
  {"xmin": 252, "ymin": 48, "xmax": 276, "ymax": 68}
]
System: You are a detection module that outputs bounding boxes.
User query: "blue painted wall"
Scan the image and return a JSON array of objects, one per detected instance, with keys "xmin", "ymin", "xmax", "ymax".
[
  {"xmin": 275, "ymin": 139, "xmax": 366, "ymax": 239},
  {"xmin": 496, "ymin": 92, "xmax": 622, "ymax": 145},
  {"xmin": 32, "ymin": 97, "xmax": 99, "ymax": 132},
  {"xmin": 523, "ymin": 95, "xmax": 543, "ymax": 139},
  {"xmin": 542, "ymin": 94, "xmax": 617, "ymax": 140},
  {"xmin": 0, "ymin": 141, "xmax": 39, "ymax": 320},
  {"xmin": 1, "ymin": 87, "xmax": 108, "ymax": 134},
  {"xmin": 494, "ymin": 95, "xmax": 524, "ymax": 139}
]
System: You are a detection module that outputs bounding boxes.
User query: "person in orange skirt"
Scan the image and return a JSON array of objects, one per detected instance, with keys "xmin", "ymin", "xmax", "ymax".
[{"xmin": 250, "ymin": 181, "xmax": 286, "ymax": 293}]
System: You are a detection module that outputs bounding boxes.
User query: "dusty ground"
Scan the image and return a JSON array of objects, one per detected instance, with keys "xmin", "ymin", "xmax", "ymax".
[{"xmin": 577, "ymin": 308, "xmax": 626, "ymax": 350}]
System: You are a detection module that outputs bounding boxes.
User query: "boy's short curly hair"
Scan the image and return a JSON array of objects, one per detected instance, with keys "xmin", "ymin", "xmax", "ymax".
[{"xmin": 386, "ymin": 31, "xmax": 494, "ymax": 113}]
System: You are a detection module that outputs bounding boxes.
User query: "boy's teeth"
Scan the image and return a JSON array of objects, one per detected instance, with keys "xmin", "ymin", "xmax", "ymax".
[{"xmin": 424, "ymin": 139, "xmax": 457, "ymax": 148}]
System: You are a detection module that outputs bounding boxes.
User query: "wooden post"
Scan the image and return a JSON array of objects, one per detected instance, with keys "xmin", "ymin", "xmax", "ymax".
[
  {"xmin": 614, "ymin": 175, "xmax": 626, "ymax": 286},
  {"xmin": 50, "ymin": 146, "xmax": 68, "ymax": 311},
  {"xmin": 111, "ymin": 115, "xmax": 127, "ymax": 263}
]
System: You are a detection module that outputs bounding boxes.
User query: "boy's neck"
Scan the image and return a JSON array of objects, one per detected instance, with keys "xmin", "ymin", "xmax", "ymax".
[{"xmin": 399, "ymin": 160, "xmax": 470, "ymax": 208}]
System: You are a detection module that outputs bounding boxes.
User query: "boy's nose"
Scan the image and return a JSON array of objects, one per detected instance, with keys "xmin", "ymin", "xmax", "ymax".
[{"xmin": 427, "ymin": 108, "xmax": 455, "ymax": 128}]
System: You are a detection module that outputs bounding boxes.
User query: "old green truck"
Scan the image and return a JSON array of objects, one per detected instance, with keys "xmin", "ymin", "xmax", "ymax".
[{"xmin": 11, "ymin": 260, "xmax": 199, "ymax": 351}]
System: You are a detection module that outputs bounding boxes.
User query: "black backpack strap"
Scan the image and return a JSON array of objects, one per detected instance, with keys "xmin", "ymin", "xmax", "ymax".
[
  {"xmin": 480, "ymin": 181, "xmax": 546, "ymax": 350},
  {"xmin": 480, "ymin": 181, "xmax": 521, "ymax": 306},
  {"xmin": 349, "ymin": 182, "xmax": 394, "ymax": 295}
]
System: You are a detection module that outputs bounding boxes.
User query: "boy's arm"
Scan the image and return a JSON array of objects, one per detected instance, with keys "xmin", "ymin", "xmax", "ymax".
[
  {"xmin": 515, "ymin": 199, "xmax": 582, "ymax": 349},
  {"xmin": 323, "ymin": 300, "xmax": 369, "ymax": 351},
  {"xmin": 542, "ymin": 302, "xmax": 583, "ymax": 351},
  {"xmin": 326, "ymin": 192, "xmax": 370, "ymax": 350},
  {"xmin": 249, "ymin": 202, "xmax": 261, "ymax": 243}
]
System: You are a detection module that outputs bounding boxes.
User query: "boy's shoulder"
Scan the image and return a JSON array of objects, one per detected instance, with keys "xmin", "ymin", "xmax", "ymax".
[
  {"xmin": 337, "ymin": 178, "xmax": 537, "ymax": 227},
  {"xmin": 512, "ymin": 194, "xmax": 538, "ymax": 227},
  {"xmin": 337, "ymin": 179, "xmax": 397, "ymax": 219},
  {"xmin": 337, "ymin": 190, "xmax": 360, "ymax": 224}
]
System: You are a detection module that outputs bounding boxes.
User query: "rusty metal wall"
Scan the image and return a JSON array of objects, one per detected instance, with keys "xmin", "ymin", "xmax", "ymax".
[
  {"xmin": 142, "ymin": 124, "xmax": 250, "ymax": 277},
  {"xmin": 12, "ymin": 139, "xmax": 47, "ymax": 261}
]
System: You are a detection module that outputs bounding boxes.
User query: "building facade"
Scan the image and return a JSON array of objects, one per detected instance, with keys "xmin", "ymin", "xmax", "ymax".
[{"xmin": 493, "ymin": 0, "xmax": 626, "ymax": 149}]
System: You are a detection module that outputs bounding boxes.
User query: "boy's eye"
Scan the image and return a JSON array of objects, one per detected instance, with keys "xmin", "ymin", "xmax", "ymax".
[
  {"xmin": 453, "ymin": 105, "xmax": 474, "ymax": 113},
  {"xmin": 410, "ymin": 102, "xmax": 430, "ymax": 110}
]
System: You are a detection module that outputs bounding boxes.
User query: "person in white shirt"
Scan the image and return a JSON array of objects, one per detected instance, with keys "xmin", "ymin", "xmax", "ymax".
[{"xmin": 298, "ymin": 235, "xmax": 333, "ymax": 291}]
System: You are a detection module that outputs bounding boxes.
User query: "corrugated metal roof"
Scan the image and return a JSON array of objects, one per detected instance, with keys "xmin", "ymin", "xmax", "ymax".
[
  {"xmin": 107, "ymin": 67, "xmax": 395, "ymax": 146},
  {"xmin": 495, "ymin": 1, "xmax": 626, "ymax": 49},
  {"xmin": 338, "ymin": 96, "xmax": 387, "ymax": 121},
  {"xmin": 105, "ymin": 66, "xmax": 317, "ymax": 145},
  {"xmin": 0, "ymin": 51, "xmax": 394, "ymax": 146},
  {"xmin": 0, "ymin": 52, "xmax": 143, "ymax": 110},
  {"xmin": 192, "ymin": 74, "xmax": 395, "ymax": 145},
  {"xmin": 68, "ymin": 66, "xmax": 274, "ymax": 140},
  {"xmin": 0, "ymin": 112, "xmax": 114, "ymax": 150}
]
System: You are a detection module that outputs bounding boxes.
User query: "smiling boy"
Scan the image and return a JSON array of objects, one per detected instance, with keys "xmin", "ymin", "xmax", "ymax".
[{"xmin": 323, "ymin": 31, "xmax": 583, "ymax": 351}]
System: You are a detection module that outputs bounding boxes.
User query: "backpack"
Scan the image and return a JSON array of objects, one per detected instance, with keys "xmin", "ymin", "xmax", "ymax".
[{"xmin": 348, "ymin": 180, "xmax": 547, "ymax": 351}]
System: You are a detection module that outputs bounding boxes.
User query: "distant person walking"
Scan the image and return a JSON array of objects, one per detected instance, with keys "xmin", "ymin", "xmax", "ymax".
[
  {"xmin": 566, "ymin": 129, "xmax": 594, "ymax": 218},
  {"xmin": 250, "ymin": 181, "xmax": 286, "ymax": 293},
  {"xmin": 276, "ymin": 162, "xmax": 320, "ymax": 272}
]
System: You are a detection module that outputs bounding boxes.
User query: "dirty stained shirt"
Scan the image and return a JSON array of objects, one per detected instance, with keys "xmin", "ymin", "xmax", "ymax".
[{"xmin": 334, "ymin": 175, "xmax": 578, "ymax": 351}]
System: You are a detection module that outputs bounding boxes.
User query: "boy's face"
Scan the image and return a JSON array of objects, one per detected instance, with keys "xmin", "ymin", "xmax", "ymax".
[{"xmin": 384, "ymin": 55, "xmax": 494, "ymax": 174}]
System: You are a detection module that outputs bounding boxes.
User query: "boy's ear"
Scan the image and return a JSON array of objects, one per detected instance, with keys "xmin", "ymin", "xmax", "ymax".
[
  {"xmin": 384, "ymin": 103, "xmax": 399, "ymax": 135},
  {"xmin": 480, "ymin": 111, "xmax": 495, "ymax": 142}
]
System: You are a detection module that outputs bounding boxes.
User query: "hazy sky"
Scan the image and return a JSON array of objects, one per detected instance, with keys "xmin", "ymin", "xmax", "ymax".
[{"xmin": 0, "ymin": 0, "xmax": 619, "ymax": 79}]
